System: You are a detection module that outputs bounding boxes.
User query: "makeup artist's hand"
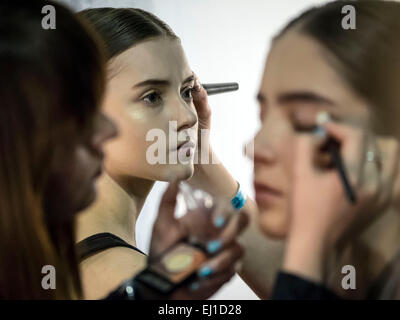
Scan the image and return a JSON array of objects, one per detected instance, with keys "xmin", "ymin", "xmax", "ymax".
[
  {"xmin": 283, "ymin": 120, "xmax": 399, "ymax": 283},
  {"xmin": 148, "ymin": 180, "xmax": 249, "ymax": 299},
  {"xmin": 188, "ymin": 73, "xmax": 239, "ymax": 199},
  {"xmin": 190, "ymin": 73, "xmax": 213, "ymax": 158},
  {"xmin": 192, "ymin": 73, "xmax": 211, "ymax": 132}
]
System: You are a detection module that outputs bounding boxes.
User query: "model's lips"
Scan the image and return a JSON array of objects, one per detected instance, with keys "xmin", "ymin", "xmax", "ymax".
[
  {"xmin": 177, "ymin": 140, "xmax": 196, "ymax": 151},
  {"xmin": 176, "ymin": 140, "xmax": 196, "ymax": 159},
  {"xmin": 254, "ymin": 181, "xmax": 283, "ymax": 205}
]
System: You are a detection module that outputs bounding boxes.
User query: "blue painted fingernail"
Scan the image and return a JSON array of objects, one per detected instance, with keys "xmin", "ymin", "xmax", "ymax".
[
  {"xmin": 207, "ymin": 240, "xmax": 222, "ymax": 254},
  {"xmin": 189, "ymin": 282, "xmax": 200, "ymax": 291},
  {"xmin": 214, "ymin": 216, "xmax": 225, "ymax": 228},
  {"xmin": 199, "ymin": 266, "xmax": 213, "ymax": 278},
  {"xmin": 312, "ymin": 125, "xmax": 326, "ymax": 138}
]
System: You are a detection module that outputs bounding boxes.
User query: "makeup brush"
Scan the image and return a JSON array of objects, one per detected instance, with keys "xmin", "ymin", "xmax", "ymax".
[
  {"xmin": 327, "ymin": 138, "xmax": 357, "ymax": 204},
  {"xmin": 202, "ymin": 82, "xmax": 239, "ymax": 95},
  {"xmin": 316, "ymin": 112, "xmax": 357, "ymax": 204}
]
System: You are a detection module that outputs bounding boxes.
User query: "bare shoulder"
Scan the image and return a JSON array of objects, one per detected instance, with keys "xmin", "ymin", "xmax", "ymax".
[{"xmin": 79, "ymin": 246, "xmax": 147, "ymax": 300}]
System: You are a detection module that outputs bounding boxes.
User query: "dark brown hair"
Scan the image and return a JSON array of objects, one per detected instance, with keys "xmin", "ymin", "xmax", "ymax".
[
  {"xmin": 79, "ymin": 7, "xmax": 179, "ymax": 61},
  {"xmin": 275, "ymin": 0, "xmax": 400, "ymax": 136},
  {"xmin": 0, "ymin": 0, "xmax": 105, "ymax": 299}
]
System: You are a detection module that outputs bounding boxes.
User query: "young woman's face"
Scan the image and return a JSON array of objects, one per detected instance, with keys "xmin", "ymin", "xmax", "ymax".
[
  {"xmin": 252, "ymin": 31, "xmax": 370, "ymax": 238},
  {"xmin": 44, "ymin": 113, "xmax": 117, "ymax": 219},
  {"xmin": 102, "ymin": 37, "xmax": 198, "ymax": 184}
]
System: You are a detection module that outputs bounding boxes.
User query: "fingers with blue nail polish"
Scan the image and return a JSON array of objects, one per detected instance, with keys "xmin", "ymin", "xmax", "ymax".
[
  {"xmin": 312, "ymin": 125, "xmax": 326, "ymax": 138},
  {"xmin": 214, "ymin": 216, "xmax": 225, "ymax": 228},
  {"xmin": 199, "ymin": 266, "xmax": 213, "ymax": 278},
  {"xmin": 189, "ymin": 281, "xmax": 200, "ymax": 291},
  {"xmin": 314, "ymin": 112, "xmax": 331, "ymax": 139},
  {"xmin": 207, "ymin": 240, "xmax": 222, "ymax": 254}
]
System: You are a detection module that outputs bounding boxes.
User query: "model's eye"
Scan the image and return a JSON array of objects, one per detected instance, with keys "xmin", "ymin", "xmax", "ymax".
[
  {"xmin": 142, "ymin": 91, "xmax": 162, "ymax": 106},
  {"xmin": 182, "ymin": 87, "xmax": 193, "ymax": 101},
  {"xmin": 292, "ymin": 121, "xmax": 317, "ymax": 133},
  {"xmin": 290, "ymin": 108, "xmax": 320, "ymax": 133}
]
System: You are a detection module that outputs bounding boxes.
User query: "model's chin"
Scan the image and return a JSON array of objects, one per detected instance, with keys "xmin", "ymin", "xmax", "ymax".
[
  {"xmin": 161, "ymin": 163, "xmax": 194, "ymax": 182},
  {"xmin": 180, "ymin": 163, "xmax": 194, "ymax": 180},
  {"xmin": 257, "ymin": 206, "xmax": 289, "ymax": 239}
]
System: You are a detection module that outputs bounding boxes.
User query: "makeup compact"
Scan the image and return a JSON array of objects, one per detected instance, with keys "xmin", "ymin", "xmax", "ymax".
[
  {"xmin": 143, "ymin": 242, "xmax": 207, "ymax": 292},
  {"xmin": 134, "ymin": 243, "xmax": 208, "ymax": 296}
]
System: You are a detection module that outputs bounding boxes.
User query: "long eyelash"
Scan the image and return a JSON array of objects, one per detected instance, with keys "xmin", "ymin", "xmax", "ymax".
[
  {"xmin": 143, "ymin": 89, "xmax": 161, "ymax": 97},
  {"xmin": 182, "ymin": 86, "xmax": 194, "ymax": 99},
  {"xmin": 141, "ymin": 90, "xmax": 163, "ymax": 106},
  {"xmin": 292, "ymin": 122, "xmax": 317, "ymax": 133}
]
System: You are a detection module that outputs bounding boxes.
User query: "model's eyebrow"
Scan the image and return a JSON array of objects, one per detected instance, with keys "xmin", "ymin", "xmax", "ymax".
[
  {"xmin": 182, "ymin": 75, "xmax": 195, "ymax": 86},
  {"xmin": 133, "ymin": 79, "xmax": 170, "ymax": 88},
  {"xmin": 132, "ymin": 75, "xmax": 195, "ymax": 89},
  {"xmin": 277, "ymin": 91, "xmax": 335, "ymax": 106}
]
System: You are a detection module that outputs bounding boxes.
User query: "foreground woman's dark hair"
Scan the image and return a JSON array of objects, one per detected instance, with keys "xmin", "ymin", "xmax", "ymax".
[{"xmin": 0, "ymin": 0, "xmax": 106, "ymax": 299}]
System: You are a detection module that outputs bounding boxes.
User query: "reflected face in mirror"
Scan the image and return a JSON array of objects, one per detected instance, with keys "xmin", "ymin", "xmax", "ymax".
[
  {"xmin": 102, "ymin": 37, "xmax": 198, "ymax": 184},
  {"xmin": 251, "ymin": 30, "xmax": 370, "ymax": 238}
]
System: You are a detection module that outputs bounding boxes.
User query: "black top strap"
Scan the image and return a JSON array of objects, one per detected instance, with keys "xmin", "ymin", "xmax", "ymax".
[{"xmin": 76, "ymin": 232, "xmax": 146, "ymax": 262}]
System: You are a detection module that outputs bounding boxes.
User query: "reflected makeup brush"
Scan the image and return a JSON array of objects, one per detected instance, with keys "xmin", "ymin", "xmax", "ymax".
[
  {"xmin": 315, "ymin": 112, "xmax": 357, "ymax": 205},
  {"xmin": 202, "ymin": 82, "xmax": 239, "ymax": 95}
]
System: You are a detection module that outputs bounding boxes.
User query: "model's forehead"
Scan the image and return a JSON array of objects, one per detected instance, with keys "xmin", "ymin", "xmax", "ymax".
[{"xmin": 108, "ymin": 37, "xmax": 191, "ymax": 82}]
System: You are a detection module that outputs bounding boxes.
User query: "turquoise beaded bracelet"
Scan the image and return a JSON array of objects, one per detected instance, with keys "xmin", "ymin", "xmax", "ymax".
[{"xmin": 231, "ymin": 183, "xmax": 247, "ymax": 210}]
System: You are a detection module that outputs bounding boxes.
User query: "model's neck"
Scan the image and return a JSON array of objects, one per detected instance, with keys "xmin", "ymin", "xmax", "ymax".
[
  {"xmin": 76, "ymin": 173, "xmax": 155, "ymax": 247},
  {"xmin": 328, "ymin": 206, "xmax": 400, "ymax": 299}
]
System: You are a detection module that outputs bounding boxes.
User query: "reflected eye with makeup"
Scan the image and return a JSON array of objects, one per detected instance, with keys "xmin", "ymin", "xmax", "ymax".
[
  {"xmin": 101, "ymin": 37, "xmax": 198, "ymax": 184},
  {"xmin": 249, "ymin": 31, "xmax": 370, "ymax": 238}
]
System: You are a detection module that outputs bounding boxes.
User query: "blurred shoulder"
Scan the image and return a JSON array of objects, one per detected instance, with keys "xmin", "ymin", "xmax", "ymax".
[{"xmin": 80, "ymin": 246, "xmax": 147, "ymax": 299}]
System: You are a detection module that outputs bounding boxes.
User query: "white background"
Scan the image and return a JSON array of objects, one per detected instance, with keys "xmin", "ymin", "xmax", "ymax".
[{"xmin": 59, "ymin": 0, "xmax": 330, "ymax": 299}]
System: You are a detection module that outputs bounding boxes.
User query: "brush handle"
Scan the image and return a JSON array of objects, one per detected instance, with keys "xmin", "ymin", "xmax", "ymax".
[
  {"xmin": 327, "ymin": 139, "xmax": 357, "ymax": 204},
  {"xmin": 202, "ymin": 82, "xmax": 239, "ymax": 95}
]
